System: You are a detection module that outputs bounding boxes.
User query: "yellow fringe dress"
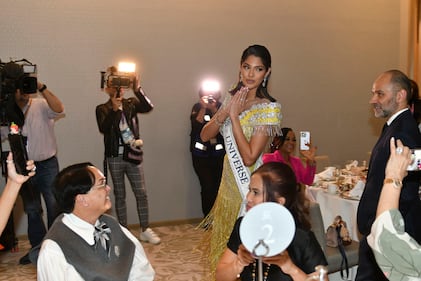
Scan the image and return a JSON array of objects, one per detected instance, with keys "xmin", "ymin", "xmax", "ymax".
[{"xmin": 200, "ymin": 101, "xmax": 282, "ymax": 278}]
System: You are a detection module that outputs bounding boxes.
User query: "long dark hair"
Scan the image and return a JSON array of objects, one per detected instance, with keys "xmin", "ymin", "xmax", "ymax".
[
  {"xmin": 229, "ymin": 45, "xmax": 276, "ymax": 102},
  {"xmin": 252, "ymin": 162, "xmax": 311, "ymax": 230},
  {"xmin": 269, "ymin": 127, "xmax": 293, "ymax": 152}
]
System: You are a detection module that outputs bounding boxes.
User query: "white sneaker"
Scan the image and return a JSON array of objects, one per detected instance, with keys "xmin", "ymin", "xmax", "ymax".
[{"xmin": 140, "ymin": 228, "xmax": 161, "ymax": 244}]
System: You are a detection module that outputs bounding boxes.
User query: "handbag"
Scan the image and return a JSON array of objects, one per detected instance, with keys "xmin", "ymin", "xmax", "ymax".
[
  {"xmin": 122, "ymin": 144, "xmax": 143, "ymax": 165},
  {"xmin": 325, "ymin": 215, "xmax": 352, "ymax": 247},
  {"xmin": 325, "ymin": 215, "xmax": 352, "ymax": 279}
]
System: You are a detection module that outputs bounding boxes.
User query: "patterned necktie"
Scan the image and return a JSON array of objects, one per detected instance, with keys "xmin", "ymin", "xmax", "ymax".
[{"xmin": 94, "ymin": 221, "xmax": 111, "ymax": 252}]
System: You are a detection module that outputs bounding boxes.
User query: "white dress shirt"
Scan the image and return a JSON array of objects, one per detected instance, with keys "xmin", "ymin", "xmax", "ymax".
[
  {"xmin": 37, "ymin": 213, "xmax": 155, "ymax": 281},
  {"xmin": 22, "ymin": 98, "xmax": 65, "ymax": 161}
]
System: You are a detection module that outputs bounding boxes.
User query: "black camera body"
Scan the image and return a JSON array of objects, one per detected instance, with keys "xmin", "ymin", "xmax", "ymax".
[
  {"xmin": 0, "ymin": 59, "xmax": 38, "ymax": 105},
  {"xmin": 203, "ymin": 95, "xmax": 216, "ymax": 104},
  {"xmin": 100, "ymin": 71, "xmax": 135, "ymax": 89}
]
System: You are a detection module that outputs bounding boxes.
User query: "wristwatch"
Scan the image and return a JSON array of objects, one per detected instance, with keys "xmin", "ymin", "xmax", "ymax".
[
  {"xmin": 39, "ymin": 84, "xmax": 47, "ymax": 93},
  {"xmin": 383, "ymin": 178, "xmax": 403, "ymax": 189}
]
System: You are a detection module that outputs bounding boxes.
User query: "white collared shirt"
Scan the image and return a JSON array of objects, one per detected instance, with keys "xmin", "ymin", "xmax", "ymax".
[
  {"xmin": 22, "ymin": 98, "xmax": 65, "ymax": 161},
  {"xmin": 386, "ymin": 108, "xmax": 409, "ymax": 126}
]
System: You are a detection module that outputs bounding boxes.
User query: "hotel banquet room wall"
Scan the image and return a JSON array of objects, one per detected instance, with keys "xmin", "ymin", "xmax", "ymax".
[{"xmin": 0, "ymin": 0, "xmax": 413, "ymax": 235}]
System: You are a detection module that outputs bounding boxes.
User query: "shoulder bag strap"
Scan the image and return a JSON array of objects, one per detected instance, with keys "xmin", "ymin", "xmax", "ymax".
[{"xmin": 336, "ymin": 225, "xmax": 349, "ymax": 280}]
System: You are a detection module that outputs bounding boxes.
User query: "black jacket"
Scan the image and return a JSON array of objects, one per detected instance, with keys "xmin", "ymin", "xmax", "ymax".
[
  {"xmin": 96, "ymin": 88, "xmax": 153, "ymax": 157},
  {"xmin": 357, "ymin": 110, "xmax": 421, "ymax": 238}
]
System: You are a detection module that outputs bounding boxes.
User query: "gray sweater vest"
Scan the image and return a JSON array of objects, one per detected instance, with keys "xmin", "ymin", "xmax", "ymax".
[{"xmin": 45, "ymin": 214, "xmax": 135, "ymax": 281}]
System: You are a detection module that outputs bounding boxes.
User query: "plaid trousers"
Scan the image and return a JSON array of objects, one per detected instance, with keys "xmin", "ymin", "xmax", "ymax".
[{"xmin": 107, "ymin": 156, "xmax": 149, "ymax": 229}]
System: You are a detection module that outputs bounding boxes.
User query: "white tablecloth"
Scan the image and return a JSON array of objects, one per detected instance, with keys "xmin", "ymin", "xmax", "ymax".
[
  {"xmin": 307, "ymin": 187, "xmax": 360, "ymax": 241},
  {"xmin": 307, "ymin": 186, "xmax": 360, "ymax": 281}
]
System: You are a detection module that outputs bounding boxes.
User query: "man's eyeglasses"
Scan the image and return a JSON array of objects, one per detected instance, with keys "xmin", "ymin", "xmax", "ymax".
[{"xmin": 90, "ymin": 178, "xmax": 107, "ymax": 191}]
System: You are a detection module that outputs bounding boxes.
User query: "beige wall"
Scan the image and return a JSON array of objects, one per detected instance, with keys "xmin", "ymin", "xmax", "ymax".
[{"xmin": 0, "ymin": 0, "xmax": 403, "ymax": 235}]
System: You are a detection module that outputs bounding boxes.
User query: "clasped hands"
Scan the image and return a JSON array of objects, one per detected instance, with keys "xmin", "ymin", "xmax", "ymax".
[{"xmin": 218, "ymin": 87, "xmax": 249, "ymax": 121}]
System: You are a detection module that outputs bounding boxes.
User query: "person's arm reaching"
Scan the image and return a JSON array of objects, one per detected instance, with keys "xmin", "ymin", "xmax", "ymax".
[
  {"xmin": 38, "ymin": 82, "xmax": 64, "ymax": 114},
  {"xmin": 377, "ymin": 137, "xmax": 411, "ymax": 216},
  {"xmin": 0, "ymin": 153, "xmax": 35, "ymax": 235}
]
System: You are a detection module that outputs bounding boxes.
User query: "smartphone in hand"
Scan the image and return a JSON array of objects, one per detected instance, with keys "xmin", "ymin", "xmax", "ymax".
[
  {"xmin": 300, "ymin": 131, "xmax": 310, "ymax": 151},
  {"xmin": 8, "ymin": 133, "xmax": 29, "ymax": 176}
]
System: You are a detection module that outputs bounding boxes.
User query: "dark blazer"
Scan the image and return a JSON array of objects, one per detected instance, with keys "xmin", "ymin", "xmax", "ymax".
[
  {"xmin": 357, "ymin": 109, "xmax": 421, "ymax": 237},
  {"xmin": 356, "ymin": 109, "xmax": 421, "ymax": 281}
]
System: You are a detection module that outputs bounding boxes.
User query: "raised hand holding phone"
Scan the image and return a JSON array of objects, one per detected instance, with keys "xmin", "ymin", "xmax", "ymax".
[
  {"xmin": 300, "ymin": 131, "xmax": 310, "ymax": 151},
  {"xmin": 8, "ymin": 123, "xmax": 30, "ymax": 176}
]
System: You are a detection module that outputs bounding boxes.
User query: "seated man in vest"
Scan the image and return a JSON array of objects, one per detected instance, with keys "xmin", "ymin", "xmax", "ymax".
[{"xmin": 37, "ymin": 162, "xmax": 155, "ymax": 281}]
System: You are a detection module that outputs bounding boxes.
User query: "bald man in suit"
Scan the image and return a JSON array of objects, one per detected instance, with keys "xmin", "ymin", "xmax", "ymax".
[{"xmin": 356, "ymin": 70, "xmax": 421, "ymax": 281}]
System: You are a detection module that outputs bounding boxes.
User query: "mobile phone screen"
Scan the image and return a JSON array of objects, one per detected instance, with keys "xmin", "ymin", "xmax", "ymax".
[
  {"xmin": 300, "ymin": 131, "xmax": 310, "ymax": 151},
  {"xmin": 408, "ymin": 149, "xmax": 421, "ymax": 171},
  {"xmin": 8, "ymin": 134, "xmax": 29, "ymax": 176}
]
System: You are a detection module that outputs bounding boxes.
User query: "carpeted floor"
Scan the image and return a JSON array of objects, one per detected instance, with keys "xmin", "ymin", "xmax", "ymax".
[{"xmin": 0, "ymin": 223, "xmax": 211, "ymax": 281}]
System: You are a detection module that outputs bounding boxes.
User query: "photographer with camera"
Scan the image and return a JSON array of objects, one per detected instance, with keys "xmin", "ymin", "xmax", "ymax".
[
  {"xmin": 190, "ymin": 84, "xmax": 225, "ymax": 217},
  {"xmin": 2, "ymin": 61, "xmax": 65, "ymax": 264},
  {"xmin": 96, "ymin": 66, "xmax": 160, "ymax": 245}
]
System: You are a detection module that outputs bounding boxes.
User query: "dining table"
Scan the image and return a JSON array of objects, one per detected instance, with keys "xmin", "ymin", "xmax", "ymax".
[
  {"xmin": 307, "ymin": 186, "xmax": 360, "ymax": 281},
  {"xmin": 307, "ymin": 186, "xmax": 361, "ymax": 242},
  {"xmin": 306, "ymin": 165, "xmax": 366, "ymax": 281}
]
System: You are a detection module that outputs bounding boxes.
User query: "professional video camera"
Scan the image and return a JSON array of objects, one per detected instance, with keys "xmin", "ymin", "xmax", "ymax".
[
  {"xmin": 0, "ymin": 59, "xmax": 38, "ymax": 103},
  {"xmin": 100, "ymin": 62, "xmax": 136, "ymax": 90},
  {"xmin": 0, "ymin": 59, "xmax": 38, "ymax": 127}
]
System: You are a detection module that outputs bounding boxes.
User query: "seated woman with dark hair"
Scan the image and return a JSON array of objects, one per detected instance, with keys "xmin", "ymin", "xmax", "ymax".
[
  {"xmin": 263, "ymin": 128, "xmax": 317, "ymax": 185},
  {"xmin": 216, "ymin": 162, "xmax": 327, "ymax": 281}
]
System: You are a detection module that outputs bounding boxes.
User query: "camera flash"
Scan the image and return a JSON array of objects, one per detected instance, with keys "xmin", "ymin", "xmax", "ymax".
[
  {"xmin": 201, "ymin": 79, "xmax": 220, "ymax": 93},
  {"xmin": 118, "ymin": 62, "xmax": 136, "ymax": 73}
]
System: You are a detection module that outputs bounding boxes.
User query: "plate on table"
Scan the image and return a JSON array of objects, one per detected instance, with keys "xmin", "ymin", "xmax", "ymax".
[{"xmin": 340, "ymin": 191, "xmax": 361, "ymax": 201}]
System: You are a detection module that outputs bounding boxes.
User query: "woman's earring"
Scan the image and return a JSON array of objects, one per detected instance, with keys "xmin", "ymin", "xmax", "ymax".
[
  {"xmin": 262, "ymin": 76, "xmax": 267, "ymax": 87},
  {"xmin": 239, "ymin": 74, "xmax": 243, "ymax": 82}
]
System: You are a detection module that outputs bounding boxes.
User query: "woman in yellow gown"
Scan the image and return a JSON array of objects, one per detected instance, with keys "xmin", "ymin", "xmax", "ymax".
[{"xmin": 200, "ymin": 45, "xmax": 282, "ymax": 277}]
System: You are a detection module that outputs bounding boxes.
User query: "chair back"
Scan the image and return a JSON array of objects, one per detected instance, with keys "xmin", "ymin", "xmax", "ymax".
[{"xmin": 308, "ymin": 201, "xmax": 327, "ymax": 252}]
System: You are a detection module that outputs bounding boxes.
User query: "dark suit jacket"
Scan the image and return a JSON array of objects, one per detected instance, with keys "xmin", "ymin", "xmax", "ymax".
[
  {"xmin": 357, "ymin": 109, "xmax": 421, "ymax": 238},
  {"xmin": 356, "ymin": 110, "xmax": 421, "ymax": 281}
]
